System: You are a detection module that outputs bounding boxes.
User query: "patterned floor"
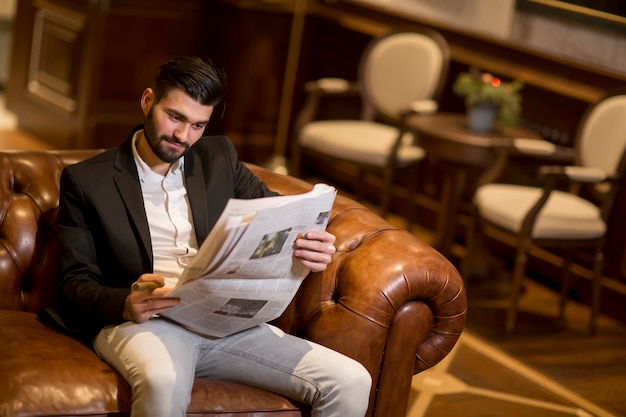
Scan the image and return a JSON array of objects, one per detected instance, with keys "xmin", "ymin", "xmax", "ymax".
[{"xmin": 408, "ymin": 331, "xmax": 618, "ymax": 417}]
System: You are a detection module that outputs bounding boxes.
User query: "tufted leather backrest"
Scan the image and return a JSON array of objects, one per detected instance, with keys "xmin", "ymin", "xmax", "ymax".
[{"xmin": 0, "ymin": 150, "xmax": 105, "ymax": 313}]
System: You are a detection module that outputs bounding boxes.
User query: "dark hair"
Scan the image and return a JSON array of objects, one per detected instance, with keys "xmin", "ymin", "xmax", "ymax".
[{"xmin": 152, "ymin": 56, "xmax": 226, "ymax": 106}]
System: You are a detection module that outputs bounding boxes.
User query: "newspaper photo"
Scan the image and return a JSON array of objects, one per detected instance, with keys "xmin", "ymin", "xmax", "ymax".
[{"xmin": 158, "ymin": 183, "xmax": 337, "ymax": 338}]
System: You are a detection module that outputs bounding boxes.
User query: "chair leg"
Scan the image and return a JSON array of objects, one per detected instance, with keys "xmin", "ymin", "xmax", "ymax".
[
  {"xmin": 559, "ymin": 254, "xmax": 573, "ymax": 320},
  {"xmin": 379, "ymin": 167, "xmax": 394, "ymax": 219},
  {"xmin": 461, "ymin": 208, "xmax": 495, "ymax": 285},
  {"xmin": 589, "ymin": 247, "xmax": 605, "ymax": 336},
  {"xmin": 290, "ymin": 141, "xmax": 303, "ymax": 178},
  {"xmin": 404, "ymin": 164, "xmax": 419, "ymax": 230},
  {"xmin": 461, "ymin": 210, "xmax": 479, "ymax": 286},
  {"xmin": 355, "ymin": 169, "xmax": 366, "ymax": 204},
  {"xmin": 506, "ymin": 238, "xmax": 531, "ymax": 335}
]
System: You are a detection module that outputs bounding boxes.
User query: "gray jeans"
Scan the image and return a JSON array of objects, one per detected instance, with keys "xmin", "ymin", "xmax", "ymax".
[{"xmin": 94, "ymin": 319, "xmax": 371, "ymax": 417}]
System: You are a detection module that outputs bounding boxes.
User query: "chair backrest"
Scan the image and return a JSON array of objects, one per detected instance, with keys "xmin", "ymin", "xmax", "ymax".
[
  {"xmin": 358, "ymin": 28, "xmax": 449, "ymax": 122},
  {"xmin": 575, "ymin": 90, "xmax": 626, "ymax": 279},
  {"xmin": 571, "ymin": 89, "xmax": 626, "ymax": 234},
  {"xmin": 576, "ymin": 89, "xmax": 626, "ymax": 175}
]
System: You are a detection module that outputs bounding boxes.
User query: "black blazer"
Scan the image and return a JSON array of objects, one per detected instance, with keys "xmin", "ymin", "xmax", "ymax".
[{"xmin": 47, "ymin": 127, "xmax": 277, "ymax": 338}]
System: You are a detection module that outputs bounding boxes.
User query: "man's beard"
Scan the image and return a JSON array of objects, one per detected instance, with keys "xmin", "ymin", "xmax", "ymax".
[{"xmin": 143, "ymin": 109, "xmax": 190, "ymax": 163}]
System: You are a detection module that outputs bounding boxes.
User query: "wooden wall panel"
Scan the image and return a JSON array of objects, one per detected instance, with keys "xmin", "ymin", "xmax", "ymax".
[
  {"xmin": 7, "ymin": 0, "xmax": 210, "ymax": 149},
  {"xmin": 199, "ymin": 2, "xmax": 294, "ymax": 163},
  {"xmin": 28, "ymin": 5, "xmax": 84, "ymax": 113},
  {"xmin": 7, "ymin": 0, "xmax": 87, "ymax": 148}
]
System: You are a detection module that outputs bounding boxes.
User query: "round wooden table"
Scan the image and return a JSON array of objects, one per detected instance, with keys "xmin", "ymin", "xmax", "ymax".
[{"xmin": 404, "ymin": 112, "xmax": 572, "ymax": 258}]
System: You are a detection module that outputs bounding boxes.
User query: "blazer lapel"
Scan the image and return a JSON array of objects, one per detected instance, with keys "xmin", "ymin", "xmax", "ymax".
[
  {"xmin": 113, "ymin": 137, "xmax": 153, "ymax": 261},
  {"xmin": 185, "ymin": 150, "xmax": 209, "ymax": 243}
]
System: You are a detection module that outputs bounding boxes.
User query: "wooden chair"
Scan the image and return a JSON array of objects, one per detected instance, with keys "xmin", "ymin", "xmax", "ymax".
[
  {"xmin": 291, "ymin": 27, "xmax": 449, "ymax": 223},
  {"xmin": 464, "ymin": 89, "xmax": 626, "ymax": 335}
]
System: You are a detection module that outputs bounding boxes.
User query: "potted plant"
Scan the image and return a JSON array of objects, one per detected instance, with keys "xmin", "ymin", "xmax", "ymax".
[{"xmin": 452, "ymin": 68, "xmax": 524, "ymax": 132}]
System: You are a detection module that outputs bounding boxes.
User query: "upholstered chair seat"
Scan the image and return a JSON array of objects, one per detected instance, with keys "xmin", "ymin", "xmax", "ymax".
[
  {"xmin": 299, "ymin": 120, "xmax": 425, "ymax": 168},
  {"xmin": 475, "ymin": 184, "xmax": 606, "ymax": 239}
]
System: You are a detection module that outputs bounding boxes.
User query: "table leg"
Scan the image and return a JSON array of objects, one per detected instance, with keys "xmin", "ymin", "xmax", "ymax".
[{"xmin": 432, "ymin": 166, "xmax": 466, "ymax": 259}]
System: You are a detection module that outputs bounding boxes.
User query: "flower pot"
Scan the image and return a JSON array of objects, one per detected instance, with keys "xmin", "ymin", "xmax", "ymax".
[{"xmin": 467, "ymin": 102, "xmax": 497, "ymax": 133}]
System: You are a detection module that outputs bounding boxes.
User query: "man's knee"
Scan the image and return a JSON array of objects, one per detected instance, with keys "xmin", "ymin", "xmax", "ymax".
[
  {"xmin": 323, "ymin": 358, "xmax": 371, "ymax": 417},
  {"xmin": 342, "ymin": 360, "xmax": 372, "ymax": 398},
  {"xmin": 131, "ymin": 371, "xmax": 190, "ymax": 417}
]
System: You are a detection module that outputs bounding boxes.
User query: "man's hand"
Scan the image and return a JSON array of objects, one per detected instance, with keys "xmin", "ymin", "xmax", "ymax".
[
  {"xmin": 123, "ymin": 274, "xmax": 180, "ymax": 322},
  {"xmin": 294, "ymin": 230, "xmax": 336, "ymax": 272}
]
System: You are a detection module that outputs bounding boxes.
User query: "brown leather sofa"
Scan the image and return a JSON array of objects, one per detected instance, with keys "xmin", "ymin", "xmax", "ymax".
[{"xmin": 0, "ymin": 149, "xmax": 467, "ymax": 417}]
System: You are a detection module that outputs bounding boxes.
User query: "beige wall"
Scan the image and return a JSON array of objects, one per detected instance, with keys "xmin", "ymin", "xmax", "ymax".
[
  {"xmin": 511, "ymin": 10, "xmax": 626, "ymax": 76},
  {"xmin": 349, "ymin": 0, "xmax": 625, "ymax": 75},
  {"xmin": 0, "ymin": 0, "xmax": 17, "ymax": 85},
  {"xmin": 352, "ymin": 0, "xmax": 516, "ymax": 38}
]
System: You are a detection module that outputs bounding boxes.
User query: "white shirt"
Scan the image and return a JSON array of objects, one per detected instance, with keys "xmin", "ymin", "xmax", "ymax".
[{"xmin": 132, "ymin": 131, "xmax": 198, "ymax": 288}]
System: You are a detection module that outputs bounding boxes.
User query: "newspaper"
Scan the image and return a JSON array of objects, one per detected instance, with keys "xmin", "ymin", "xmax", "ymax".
[{"xmin": 158, "ymin": 183, "xmax": 337, "ymax": 338}]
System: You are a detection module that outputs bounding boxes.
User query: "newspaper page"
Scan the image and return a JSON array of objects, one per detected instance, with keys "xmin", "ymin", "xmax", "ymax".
[{"xmin": 158, "ymin": 183, "xmax": 336, "ymax": 338}]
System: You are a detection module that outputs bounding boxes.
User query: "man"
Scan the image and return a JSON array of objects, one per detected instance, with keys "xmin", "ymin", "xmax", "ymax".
[{"xmin": 54, "ymin": 56, "xmax": 371, "ymax": 417}]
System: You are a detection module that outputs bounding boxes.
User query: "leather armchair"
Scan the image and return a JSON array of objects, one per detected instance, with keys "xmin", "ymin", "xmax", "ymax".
[{"xmin": 0, "ymin": 149, "xmax": 466, "ymax": 417}]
